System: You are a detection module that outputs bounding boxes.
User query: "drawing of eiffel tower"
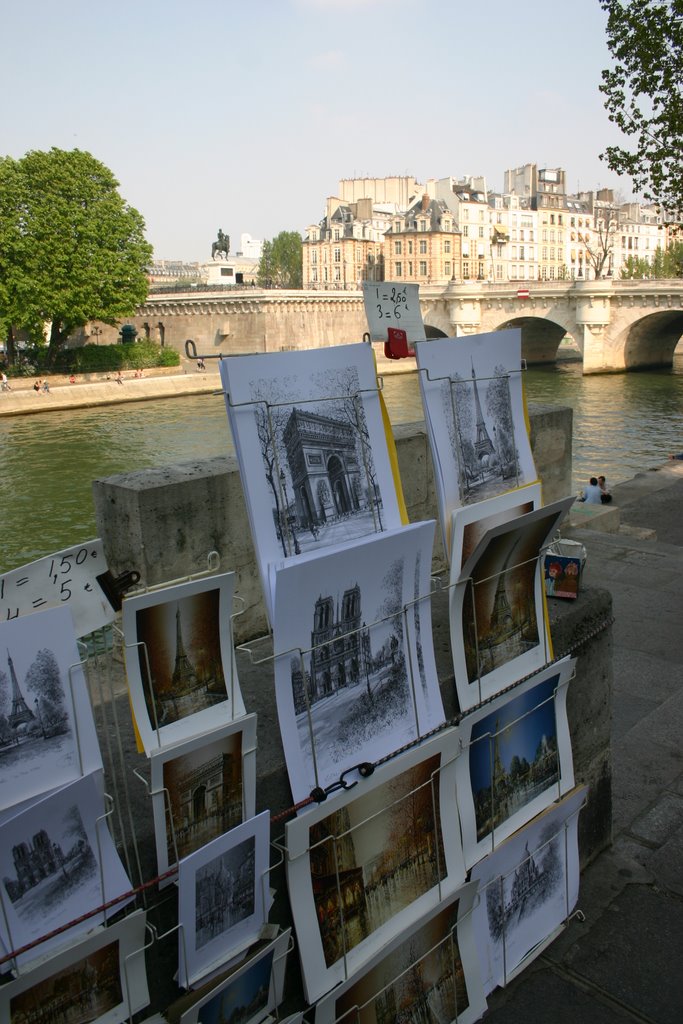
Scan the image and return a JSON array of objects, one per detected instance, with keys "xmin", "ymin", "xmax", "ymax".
[
  {"xmin": 6, "ymin": 649, "xmax": 35, "ymax": 730},
  {"xmin": 170, "ymin": 604, "xmax": 199, "ymax": 696},
  {"xmin": 472, "ymin": 360, "xmax": 495, "ymax": 463}
]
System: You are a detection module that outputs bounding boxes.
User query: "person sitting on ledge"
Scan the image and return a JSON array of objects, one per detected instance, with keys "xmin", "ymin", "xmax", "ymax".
[
  {"xmin": 668, "ymin": 453, "xmax": 683, "ymax": 460},
  {"xmin": 598, "ymin": 475, "xmax": 612, "ymax": 504},
  {"xmin": 578, "ymin": 477, "xmax": 603, "ymax": 504}
]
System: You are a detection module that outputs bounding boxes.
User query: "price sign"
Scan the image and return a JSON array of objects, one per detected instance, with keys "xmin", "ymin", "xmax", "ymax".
[
  {"xmin": 362, "ymin": 282, "xmax": 426, "ymax": 344},
  {"xmin": 0, "ymin": 539, "xmax": 116, "ymax": 638}
]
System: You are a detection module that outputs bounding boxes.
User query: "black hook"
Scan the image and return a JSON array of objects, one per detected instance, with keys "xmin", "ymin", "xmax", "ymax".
[{"xmin": 96, "ymin": 569, "xmax": 141, "ymax": 612}]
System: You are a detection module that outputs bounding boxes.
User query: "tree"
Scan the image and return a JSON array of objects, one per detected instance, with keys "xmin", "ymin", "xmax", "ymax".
[
  {"xmin": 583, "ymin": 206, "xmax": 619, "ymax": 278},
  {"xmin": 599, "ymin": 0, "xmax": 683, "ymax": 210},
  {"xmin": 257, "ymin": 231, "xmax": 302, "ymax": 288},
  {"xmin": 620, "ymin": 254, "xmax": 653, "ymax": 278},
  {"xmin": 0, "ymin": 148, "xmax": 152, "ymax": 366}
]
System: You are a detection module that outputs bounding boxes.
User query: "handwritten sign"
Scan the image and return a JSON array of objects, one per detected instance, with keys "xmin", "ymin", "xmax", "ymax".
[
  {"xmin": 362, "ymin": 282, "xmax": 426, "ymax": 344},
  {"xmin": 0, "ymin": 539, "xmax": 116, "ymax": 638}
]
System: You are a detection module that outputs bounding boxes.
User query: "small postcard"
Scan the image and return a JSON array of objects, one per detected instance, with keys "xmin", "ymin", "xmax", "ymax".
[
  {"xmin": 544, "ymin": 554, "xmax": 581, "ymax": 599},
  {"xmin": 219, "ymin": 343, "xmax": 403, "ymax": 623},
  {"xmin": 150, "ymin": 714, "xmax": 257, "ymax": 885},
  {"xmin": 450, "ymin": 495, "xmax": 574, "ymax": 711},
  {"xmin": 122, "ymin": 573, "xmax": 244, "ymax": 755},
  {"xmin": 313, "ymin": 880, "xmax": 486, "ymax": 1024},
  {"xmin": 0, "ymin": 606, "xmax": 102, "ymax": 813},
  {"xmin": 415, "ymin": 329, "xmax": 538, "ymax": 551},
  {"xmin": 0, "ymin": 910, "xmax": 149, "ymax": 1024},
  {"xmin": 0, "ymin": 771, "xmax": 132, "ymax": 968},
  {"xmin": 177, "ymin": 810, "xmax": 270, "ymax": 989},
  {"xmin": 179, "ymin": 926, "xmax": 291, "ymax": 1024},
  {"xmin": 272, "ymin": 522, "xmax": 445, "ymax": 805},
  {"xmin": 456, "ymin": 658, "xmax": 575, "ymax": 869},
  {"xmin": 0, "ymin": 539, "xmax": 116, "ymax": 639},
  {"xmin": 286, "ymin": 729, "xmax": 464, "ymax": 1003},
  {"xmin": 471, "ymin": 785, "xmax": 586, "ymax": 994}
]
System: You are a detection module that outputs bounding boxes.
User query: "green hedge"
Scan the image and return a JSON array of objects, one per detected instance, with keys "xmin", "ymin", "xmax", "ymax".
[{"xmin": 56, "ymin": 342, "xmax": 180, "ymax": 373}]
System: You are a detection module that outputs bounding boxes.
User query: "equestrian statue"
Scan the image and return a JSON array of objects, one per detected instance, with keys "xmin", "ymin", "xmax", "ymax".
[{"xmin": 211, "ymin": 229, "xmax": 230, "ymax": 260}]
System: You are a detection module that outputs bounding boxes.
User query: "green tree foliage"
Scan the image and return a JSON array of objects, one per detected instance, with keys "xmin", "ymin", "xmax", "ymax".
[
  {"xmin": 620, "ymin": 241, "xmax": 683, "ymax": 277},
  {"xmin": 599, "ymin": 0, "xmax": 683, "ymax": 210},
  {"xmin": 257, "ymin": 231, "xmax": 303, "ymax": 288},
  {"xmin": 0, "ymin": 148, "xmax": 153, "ymax": 365}
]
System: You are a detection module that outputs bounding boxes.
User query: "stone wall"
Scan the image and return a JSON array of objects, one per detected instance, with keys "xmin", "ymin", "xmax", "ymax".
[{"xmin": 93, "ymin": 403, "xmax": 573, "ymax": 642}]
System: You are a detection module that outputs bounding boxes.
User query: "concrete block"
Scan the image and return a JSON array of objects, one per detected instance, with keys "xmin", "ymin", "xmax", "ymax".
[{"xmin": 568, "ymin": 501, "xmax": 621, "ymax": 533}]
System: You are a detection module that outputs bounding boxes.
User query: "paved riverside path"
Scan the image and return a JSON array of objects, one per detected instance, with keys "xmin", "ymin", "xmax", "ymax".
[{"xmin": 484, "ymin": 461, "xmax": 683, "ymax": 1024}]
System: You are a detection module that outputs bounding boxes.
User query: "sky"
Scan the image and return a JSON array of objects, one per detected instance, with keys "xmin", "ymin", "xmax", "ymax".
[{"xmin": 1, "ymin": 0, "xmax": 633, "ymax": 263}]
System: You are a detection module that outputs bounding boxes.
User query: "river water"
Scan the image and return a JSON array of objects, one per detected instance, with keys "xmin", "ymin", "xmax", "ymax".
[{"xmin": 2, "ymin": 357, "xmax": 682, "ymax": 572}]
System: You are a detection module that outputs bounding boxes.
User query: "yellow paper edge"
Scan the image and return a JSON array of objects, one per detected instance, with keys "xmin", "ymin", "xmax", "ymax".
[{"xmin": 373, "ymin": 352, "xmax": 409, "ymax": 525}]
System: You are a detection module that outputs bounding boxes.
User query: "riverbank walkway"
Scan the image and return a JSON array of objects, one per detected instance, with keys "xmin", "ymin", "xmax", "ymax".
[{"xmin": 486, "ymin": 460, "xmax": 683, "ymax": 1023}]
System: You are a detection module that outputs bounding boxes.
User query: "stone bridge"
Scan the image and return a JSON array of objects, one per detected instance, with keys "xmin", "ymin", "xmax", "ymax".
[{"xmin": 132, "ymin": 279, "xmax": 683, "ymax": 374}]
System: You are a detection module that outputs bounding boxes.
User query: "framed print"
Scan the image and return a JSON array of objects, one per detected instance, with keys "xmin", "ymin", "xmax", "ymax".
[
  {"xmin": 415, "ymin": 329, "xmax": 538, "ymax": 550},
  {"xmin": 179, "ymin": 926, "xmax": 291, "ymax": 1024},
  {"xmin": 0, "ymin": 606, "xmax": 102, "ymax": 814},
  {"xmin": 314, "ymin": 881, "xmax": 486, "ymax": 1024},
  {"xmin": 273, "ymin": 522, "xmax": 445, "ymax": 805},
  {"xmin": 122, "ymin": 573, "xmax": 244, "ymax": 755},
  {"xmin": 455, "ymin": 658, "xmax": 575, "ymax": 869},
  {"xmin": 450, "ymin": 483, "xmax": 542, "ymax": 569},
  {"xmin": 219, "ymin": 343, "xmax": 403, "ymax": 623},
  {"xmin": 0, "ymin": 771, "xmax": 132, "ymax": 969},
  {"xmin": 449, "ymin": 496, "xmax": 574, "ymax": 711},
  {"xmin": 178, "ymin": 810, "xmax": 271, "ymax": 989},
  {"xmin": 471, "ymin": 785, "xmax": 586, "ymax": 994},
  {"xmin": 0, "ymin": 911, "xmax": 149, "ymax": 1024},
  {"xmin": 286, "ymin": 728, "xmax": 464, "ymax": 1003},
  {"xmin": 150, "ymin": 714, "xmax": 257, "ymax": 885}
]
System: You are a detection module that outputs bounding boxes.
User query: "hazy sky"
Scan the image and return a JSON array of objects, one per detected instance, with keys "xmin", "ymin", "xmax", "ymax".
[{"xmin": 1, "ymin": 0, "xmax": 632, "ymax": 262}]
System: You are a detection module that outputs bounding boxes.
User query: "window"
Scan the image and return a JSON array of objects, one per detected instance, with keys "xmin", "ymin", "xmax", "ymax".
[
  {"xmin": 395, "ymin": 240, "xmax": 402, "ymax": 255},
  {"xmin": 463, "ymin": 208, "xmax": 469, "ymax": 220},
  {"xmin": 478, "ymin": 261, "xmax": 485, "ymax": 278},
  {"xmin": 311, "ymin": 250, "xmax": 318, "ymax": 264},
  {"xmin": 395, "ymin": 261, "xmax": 402, "ymax": 276},
  {"xmin": 496, "ymin": 263, "xmax": 503, "ymax": 279},
  {"xmin": 408, "ymin": 261, "xmax": 413, "ymax": 275},
  {"xmin": 408, "ymin": 240, "xmax": 413, "ymax": 254},
  {"xmin": 550, "ymin": 267, "xmax": 556, "ymax": 279},
  {"xmin": 324, "ymin": 267, "xmax": 328, "ymax": 281},
  {"xmin": 558, "ymin": 215, "xmax": 563, "ymax": 225},
  {"xmin": 463, "ymin": 226, "xmax": 469, "ymax": 237},
  {"xmin": 463, "ymin": 261, "xmax": 470, "ymax": 278},
  {"xmin": 444, "ymin": 261, "xmax": 451, "ymax": 275},
  {"xmin": 311, "ymin": 268, "xmax": 318, "ymax": 282},
  {"xmin": 334, "ymin": 266, "xmax": 341, "ymax": 280},
  {"xmin": 550, "ymin": 214, "xmax": 555, "ymax": 225},
  {"xmin": 497, "ymin": 244, "xmax": 504, "ymax": 257},
  {"xmin": 419, "ymin": 239, "xmax": 427, "ymax": 253},
  {"xmin": 520, "ymin": 246, "xmax": 525, "ymax": 261},
  {"xmin": 334, "ymin": 248, "xmax": 341, "ymax": 263},
  {"xmin": 478, "ymin": 227, "xmax": 484, "ymax": 238},
  {"xmin": 444, "ymin": 239, "xmax": 451, "ymax": 253},
  {"xmin": 550, "ymin": 247, "xmax": 555, "ymax": 260},
  {"xmin": 334, "ymin": 229, "xmax": 340, "ymax": 241},
  {"xmin": 419, "ymin": 261, "xmax": 427, "ymax": 275},
  {"xmin": 419, "ymin": 220, "xmax": 427, "ymax": 231}
]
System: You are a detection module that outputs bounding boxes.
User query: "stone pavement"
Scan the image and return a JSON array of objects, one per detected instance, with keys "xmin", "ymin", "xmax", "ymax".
[{"xmin": 484, "ymin": 461, "xmax": 683, "ymax": 1023}]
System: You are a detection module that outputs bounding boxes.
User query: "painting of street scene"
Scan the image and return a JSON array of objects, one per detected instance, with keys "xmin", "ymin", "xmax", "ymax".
[
  {"xmin": 309, "ymin": 754, "xmax": 446, "ymax": 968},
  {"xmin": 196, "ymin": 948, "xmax": 273, "ymax": 1024},
  {"xmin": 461, "ymin": 513, "xmax": 552, "ymax": 684},
  {"xmin": 194, "ymin": 836, "xmax": 255, "ymax": 950},
  {"xmin": 0, "ymin": 612, "xmax": 81, "ymax": 811},
  {"xmin": 469, "ymin": 675, "xmax": 560, "ymax": 843},
  {"xmin": 9, "ymin": 939, "xmax": 122, "ymax": 1024},
  {"xmin": 249, "ymin": 365, "xmax": 387, "ymax": 557},
  {"xmin": 334, "ymin": 900, "xmax": 469, "ymax": 1024},
  {"xmin": 134, "ymin": 587, "xmax": 229, "ymax": 730}
]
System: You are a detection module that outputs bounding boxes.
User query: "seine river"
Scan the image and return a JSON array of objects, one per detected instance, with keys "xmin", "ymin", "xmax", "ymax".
[{"xmin": 2, "ymin": 357, "xmax": 682, "ymax": 572}]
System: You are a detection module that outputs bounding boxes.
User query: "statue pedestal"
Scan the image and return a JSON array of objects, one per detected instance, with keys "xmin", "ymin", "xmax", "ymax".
[{"xmin": 203, "ymin": 258, "xmax": 235, "ymax": 285}]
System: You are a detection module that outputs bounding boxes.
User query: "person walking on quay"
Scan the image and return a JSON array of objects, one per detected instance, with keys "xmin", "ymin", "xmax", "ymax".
[
  {"xmin": 1, "ymin": 372, "xmax": 11, "ymax": 391},
  {"xmin": 42, "ymin": 378, "xmax": 50, "ymax": 393},
  {"xmin": 116, "ymin": 370, "xmax": 124, "ymax": 385},
  {"xmin": 578, "ymin": 477, "xmax": 603, "ymax": 504}
]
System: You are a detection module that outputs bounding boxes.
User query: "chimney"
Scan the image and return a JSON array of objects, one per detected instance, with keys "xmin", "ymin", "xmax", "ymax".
[{"xmin": 421, "ymin": 193, "xmax": 430, "ymax": 211}]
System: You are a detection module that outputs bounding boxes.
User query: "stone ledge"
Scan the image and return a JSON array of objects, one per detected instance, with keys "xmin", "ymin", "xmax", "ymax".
[{"xmin": 568, "ymin": 501, "xmax": 621, "ymax": 533}]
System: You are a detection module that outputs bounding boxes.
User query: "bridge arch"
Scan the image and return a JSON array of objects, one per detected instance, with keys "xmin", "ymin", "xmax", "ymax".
[{"xmin": 621, "ymin": 310, "xmax": 683, "ymax": 370}]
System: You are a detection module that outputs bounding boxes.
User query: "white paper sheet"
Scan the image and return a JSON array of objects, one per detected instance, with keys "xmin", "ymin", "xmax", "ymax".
[
  {"xmin": 415, "ymin": 329, "xmax": 538, "ymax": 552},
  {"xmin": 471, "ymin": 785, "xmax": 587, "ymax": 993},
  {"xmin": 456, "ymin": 658, "xmax": 576, "ymax": 869},
  {"xmin": 313, "ymin": 880, "xmax": 486, "ymax": 1024},
  {"xmin": 361, "ymin": 282, "xmax": 426, "ymax": 344},
  {"xmin": 122, "ymin": 573, "xmax": 244, "ymax": 755},
  {"xmin": 0, "ymin": 606, "xmax": 102, "ymax": 814},
  {"xmin": 286, "ymin": 728, "xmax": 465, "ymax": 1003},
  {"xmin": 219, "ymin": 343, "xmax": 403, "ymax": 623},
  {"xmin": 177, "ymin": 810, "xmax": 271, "ymax": 989},
  {"xmin": 0, "ymin": 910, "xmax": 149, "ymax": 1024},
  {"xmin": 272, "ymin": 522, "xmax": 445, "ymax": 804},
  {"xmin": 150, "ymin": 714, "xmax": 257, "ymax": 885}
]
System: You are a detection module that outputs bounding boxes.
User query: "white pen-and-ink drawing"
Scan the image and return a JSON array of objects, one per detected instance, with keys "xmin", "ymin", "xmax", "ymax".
[
  {"xmin": 444, "ymin": 361, "xmax": 522, "ymax": 504},
  {"xmin": 2, "ymin": 804, "xmax": 97, "ymax": 924},
  {"xmin": 194, "ymin": 836, "xmax": 256, "ymax": 950},
  {"xmin": 485, "ymin": 825, "xmax": 563, "ymax": 947},
  {"xmin": 0, "ymin": 645, "xmax": 71, "ymax": 765},
  {"xmin": 250, "ymin": 367, "xmax": 384, "ymax": 557},
  {"xmin": 290, "ymin": 557, "xmax": 412, "ymax": 780}
]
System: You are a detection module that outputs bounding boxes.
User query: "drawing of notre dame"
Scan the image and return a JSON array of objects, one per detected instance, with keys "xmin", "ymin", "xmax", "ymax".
[{"xmin": 283, "ymin": 408, "xmax": 367, "ymax": 528}]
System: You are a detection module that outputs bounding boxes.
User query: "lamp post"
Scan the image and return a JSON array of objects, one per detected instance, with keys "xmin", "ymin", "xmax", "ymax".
[
  {"xmin": 279, "ymin": 470, "xmax": 300, "ymax": 555},
  {"xmin": 91, "ymin": 326, "xmax": 102, "ymax": 346}
]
